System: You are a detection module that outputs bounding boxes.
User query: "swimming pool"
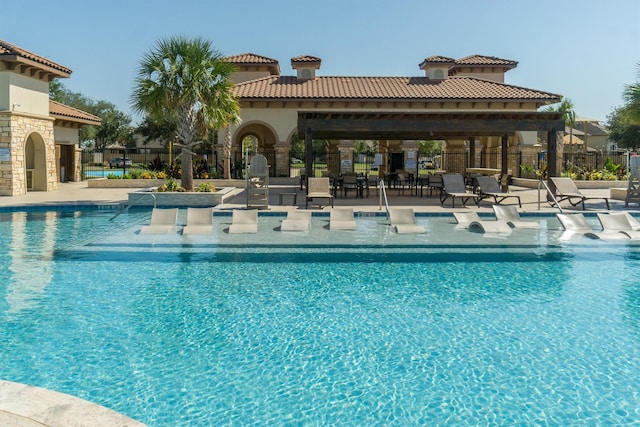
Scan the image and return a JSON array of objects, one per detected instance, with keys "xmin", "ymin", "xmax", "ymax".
[{"xmin": 1, "ymin": 209, "xmax": 639, "ymax": 425}]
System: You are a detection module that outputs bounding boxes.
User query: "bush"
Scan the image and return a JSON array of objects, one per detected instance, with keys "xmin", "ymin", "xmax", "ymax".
[{"xmin": 196, "ymin": 182, "xmax": 215, "ymax": 192}]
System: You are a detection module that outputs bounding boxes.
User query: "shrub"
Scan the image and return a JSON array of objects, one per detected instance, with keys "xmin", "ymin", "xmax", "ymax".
[
  {"xmin": 196, "ymin": 182, "xmax": 215, "ymax": 192},
  {"xmin": 106, "ymin": 173, "xmax": 120, "ymax": 179},
  {"xmin": 157, "ymin": 171, "xmax": 167, "ymax": 179}
]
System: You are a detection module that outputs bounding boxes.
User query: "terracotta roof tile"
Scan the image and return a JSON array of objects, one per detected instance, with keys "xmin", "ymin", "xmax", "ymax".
[
  {"xmin": 225, "ymin": 53, "xmax": 279, "ymax": 65},
  {"xmin": 49, "ymin": 100, "xmax": 102, "ymax": 125},
  {"xmin": 0, "ymin": 40, "xmax": 71, "ymax": 76},
  {"xmin": 233, "ymin": 75, "xmax": 560, "ymax": 103},
  {"xmin": 422, "ymin": 56, "xmax": 456, "ymax": 63},
  {"xmin": 291, "ymin": 55, "xmax": 321, "ymax": 63},
  {"xmin": 454, "ymin": 55, "xmax": 518, "ymax": 68}
]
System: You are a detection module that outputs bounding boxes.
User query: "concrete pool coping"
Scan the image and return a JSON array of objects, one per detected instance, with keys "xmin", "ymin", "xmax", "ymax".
[{"xmin": 0, "ymin": 380, "xmax": 146, "ymax": 427}]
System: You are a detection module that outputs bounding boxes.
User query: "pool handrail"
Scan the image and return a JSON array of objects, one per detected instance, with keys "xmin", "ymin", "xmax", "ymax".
[
  {"xmin": 538, "ymin": 179, "xmax": 563, "ymax": 213},
  {"xmin": 379, "ymin": 178, "xmax": 390, "ymax": 219},
  {"xmin": 109, "ymin": 191, "xmax": 157, "ymax": 221}
]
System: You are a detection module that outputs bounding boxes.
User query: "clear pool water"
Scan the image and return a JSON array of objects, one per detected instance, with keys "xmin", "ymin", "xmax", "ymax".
[{"xmin": 1, "ymin": 210, "xmax": 639, "ymax": 426}]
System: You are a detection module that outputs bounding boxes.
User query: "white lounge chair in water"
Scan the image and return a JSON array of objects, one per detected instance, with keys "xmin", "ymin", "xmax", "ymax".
[
  {"xmin": 281, "ymin": 210, "xmax": 312, "ymax": 232},
  {"xmin": 140, "ymin": 208, "xmax": 178, "ymax": 234},
  {"xmin": 228, "ymin": 210, "xmax": 258, "ymax": 234},
  {"xmin": 389, "ymin": 208, "xmax": 425, "ymax": 234},
  {"xmin": 556, "ymin": 213, "xmax": 627, "ymax": 240},
  {"xmin": 182, "ymin": 207, "xmax": 213, "ymax": 235},
  {"xmin": 492, "ymin": 205, "xmax": 540, "ymax": 229},
  {"xmin": 597, "ymin": 212, "xmax": 640, "ymax": 239},
  {"xmin": 329, "ymin": 208, "xmax": 357, "ymax": 230},
  {"xmin": 452, "ymin": 211, "xmax": 512, "ymax": 234}
]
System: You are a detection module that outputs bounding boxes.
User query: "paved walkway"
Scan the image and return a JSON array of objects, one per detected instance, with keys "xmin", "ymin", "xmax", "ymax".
[{"xmin": 0, "ymin": 181, "xmax": 632, "ymax": 213}]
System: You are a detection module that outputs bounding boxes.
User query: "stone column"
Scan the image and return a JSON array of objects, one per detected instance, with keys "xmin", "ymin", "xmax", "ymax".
[
  {"xmin": 273, "ymin": 143, "xmax": 290, "ymax": 177},
  {"xmin": 338, "ymin": 140, "xmax": 355, "ymax": 174}
]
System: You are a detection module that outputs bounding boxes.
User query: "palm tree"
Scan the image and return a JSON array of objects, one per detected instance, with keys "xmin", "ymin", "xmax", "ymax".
[
  {"xmin": 131, "ymin": 36, "xmax": 240, "ymax": 190},
  {"xmin": 623, "ymin": 63, "xmax": 640, "ymax": 125},
  {"xmin": 543, "ymin": 97, "xmax": 577, "ymax": 152}
]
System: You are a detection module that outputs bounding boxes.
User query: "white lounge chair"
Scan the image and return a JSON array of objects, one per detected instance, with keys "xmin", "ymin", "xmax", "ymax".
[
  {"xmin": 597, "ymin": 212, "xmax": 640, "ymax": 239},
  {"xmin": 452, "ymin": 211, "xmax": 512, "ymax": 234},
  {"xmin": 492, "ymin": 205, "xmax": 540, "ymax": 229},
  {"xmin": 550, "ymin": 177, "xmax": 610, "ymax": 210},
  {"xmin": 140, "ymin": 208, "xmax": 178, "ymax": 234},
  {"xmin": 389, "ymin": 208, "xmax": 425, "ymax": 234},
  {"xmin": 556, "ymin": 213, "xmax": 627, "ymax": 240},
  {"xmin": 228, "ymin": 210, "xmax": 258, "ymax": 234},
  {"xmin": 306, "ymin": 177, "xmax": 334, "ymax": 209},
  {"xmin": 281, "ymin": 211, "xmax": 311, "ymax": 232},
  {"xmin": 329, "ymin": 208, "xmax": 356, "ymax": 230},
  {"xmin": 440, "ymin": 174, "xmax": 480, "ymax": 208},
  {"xmin": 182, "ymin": 207, "xmax": 213, "ymax": 235}
]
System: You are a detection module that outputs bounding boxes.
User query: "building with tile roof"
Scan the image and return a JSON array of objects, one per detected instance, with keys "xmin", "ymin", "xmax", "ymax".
[
  {"xmin": 221, "ymin": 53, "xmax": 563, "ymax": 178},
  {"xmin": 0, "ymin": 40, "xmax": 101, "ymax": 195}
]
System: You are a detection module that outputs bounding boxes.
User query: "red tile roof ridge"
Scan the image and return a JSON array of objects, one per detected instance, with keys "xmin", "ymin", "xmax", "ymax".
[{"xmin": 0, "ymin": 39, "xmax": 72, "ymax": 75}]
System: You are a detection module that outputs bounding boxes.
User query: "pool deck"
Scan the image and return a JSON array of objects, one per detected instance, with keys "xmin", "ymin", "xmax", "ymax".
[{"xmin": 0, "ymin": 180, "xmax": 636, "ymax": 427}]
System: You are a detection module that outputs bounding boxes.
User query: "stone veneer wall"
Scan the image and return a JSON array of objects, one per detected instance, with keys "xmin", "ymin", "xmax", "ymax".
[{"xmin": 0, "ymin": 112, "xmax": 56, "ymax": 196}]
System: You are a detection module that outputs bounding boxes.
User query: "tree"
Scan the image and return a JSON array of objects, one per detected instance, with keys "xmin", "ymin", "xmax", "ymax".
[
  {"xmin": 131, "ymin": 36, "xmax": 240, "ymax": 189},
  {"xmin": 623, "ymin": 62, "xmax": 640, "ymax": 125},
  {"xmin": 606, "ymin": 106, "xmax": 640, "ymax": 151}
]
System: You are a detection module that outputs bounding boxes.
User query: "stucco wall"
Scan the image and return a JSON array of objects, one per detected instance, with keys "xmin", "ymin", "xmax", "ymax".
[
  {"xmin": 7, "ymin": 74, "xmax": 49, "ymax": 117},
  {"xmin": 54, "ymin": 126, "xmax": 79, "ymax": 144}
]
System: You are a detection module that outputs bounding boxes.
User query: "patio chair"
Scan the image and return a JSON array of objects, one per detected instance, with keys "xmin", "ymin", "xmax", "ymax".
[
  {"xmin": 556, "ymin": 213, "xmax": 626, "ymax": 240},
  {"xmin": 228, "ymin": 209, "xmax": 258, "ymax": 234},
  {"xmin": 140, "ymin": 208, "xmax": 178, "ymax": 234},
  {"xmin": 476, "ymin": 176, "xmax": 521, "ymax": 207},
  {"xmin": 329, "ymin": 208, "xmax": 356, "ymax": 230},
  {"xmin": 452, "ymin": 212, "xmax": 512, "ymax": 234},
  {"xmin": 388, "ymin": 208, "xmax": 425, "ymax": 234},
  {"xmin": 492, "ymin": 205, "xmax": 539, "ymax": 229},
  {"xmin": 550, "ymin": 177, "xmax": 610, "ymax": 210},
  {"xmin": 306, "ymin": 177, "xmax": 334, "ymax": 209},
  {"xmin": 440, "ymin": 174, "xmax": 480, "ymax": 208},
  {"xmin": 182, "ymin": 207, "xmax": 213, "ymax": 235},
  {"xmin": 342, "ymin": 173, "xmax": 359, "ymax": 198},
  {"xmin": 281, "ymin": 210, "xmax": 311, "ymax": 232}
]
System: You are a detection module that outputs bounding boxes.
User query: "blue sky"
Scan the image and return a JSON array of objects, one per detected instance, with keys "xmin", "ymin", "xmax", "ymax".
[{"xmin": 4, "ymin": 0, "xmax": 639, "ymax": 124}]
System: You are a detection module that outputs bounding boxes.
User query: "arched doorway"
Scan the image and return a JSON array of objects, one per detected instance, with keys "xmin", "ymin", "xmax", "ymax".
[
  {"xmin": 233, "ymin": 122, "xmax": 278, "ymax": 176},
  {"xmin": 24, "ymin": 133, "xmax": 47, "ymax": 191}
]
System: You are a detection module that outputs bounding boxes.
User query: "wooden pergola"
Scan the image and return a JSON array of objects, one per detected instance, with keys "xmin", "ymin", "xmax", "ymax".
[{"xmin": 298, "ymin": 111, "xmax": 565, "ymax": 190}]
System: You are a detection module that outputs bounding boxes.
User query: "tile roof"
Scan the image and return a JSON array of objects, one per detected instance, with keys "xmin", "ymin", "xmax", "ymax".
[
  {"xmin": 0, "ymin": 40, "xmax": 71, "ymax": 76},
  {"xmin": 454, "ymin": 55, "xmax": 518, "ymax": 68},
  {"xmin": 233, "ymin": 75, "xmax": 560, "ymax": 103},
  {"xmin": 421, "ymin": 56, "xmax": 456, "ymax": 64},
  {"xmin": 225, "ymin": 53, "xmax": 279, "ymax": 66},
  {"xmin": 49, "ymin": 100, "xmax": 102, "ymax": 125},
  {"xmin": 291, "ymin": 55, "xmax": 321, "ymax": 63}
]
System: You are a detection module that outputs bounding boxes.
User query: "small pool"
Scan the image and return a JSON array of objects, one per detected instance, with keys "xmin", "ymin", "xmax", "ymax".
[
  {"xmin": 0, "ymin": 210, "xmax": 639, "ymax": 426},
  {"xmin": 84, "ymin": 169, "xmax": 125, "ymax": 178}
]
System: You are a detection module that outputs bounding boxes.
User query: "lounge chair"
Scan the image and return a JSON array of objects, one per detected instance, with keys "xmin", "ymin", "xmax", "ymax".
[
  {"xmin": 281, "ymin": 210, "xmax": 312, "ymax": 231},
  {"xmin": 388, "ymin": 208, "xmax": 425, "ymax": 234},
  {"xmin": 440, "ymin": 174, "xmax": 480, "ymax": 208},
  {"xmin": 476, "ymin": 176, "xmax": 521, "ymax": 207},
  {"xmin": 329, "ymin": 208, "xmax": 357, "ymax": 230},
  {"xmin": 492, "ymin": 205, "xmax": 540, "ymax": 229},
  {"xmin": 452, "ymin": 212, "xmax": 512, "ymax": 234},
  {"xmin": 140, "ymin": 208, "xmax": 178, "ymax": 234},
  {"xmin": 228, "ymin": 210, "xmax": 258, "ymax": 234},
  {"xmin": 306, "ymin": 177, "xmax": 334, "ymax": 209},
  {"xmin": 550, "ymin": 177, "xmax": 610, "ymax": 210},
  {"xmin": 556, "ymin": 213, "xmax": 626, "ymax": 240},
  {"xmin": 182, "ymin": 207, "xmax": 213, "ymax": 235},
  {"xmin": 597, "ymin": 212, "xmax": 640, "ymax": 239}
]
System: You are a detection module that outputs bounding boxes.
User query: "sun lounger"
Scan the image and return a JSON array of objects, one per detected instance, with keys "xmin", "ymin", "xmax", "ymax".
[
  {"xmin": 452, "ymin": 212, "xmax": 512, "ymax": 234},
  {"xmin": 182, "ymin": 207, "xmax": 213, "ymax": 235},
  {"xmin": 281, "ymin": 211, "xmax": 312, "ymax": 232},
  {"xmin": 140, "ymin": 208, "xmax": 178, "ymax": 234},
  {"xmin": 476, "ymin": 176, "xmax": 521, "ymax": 207},
  {"xmin": 550, "ymin": 177, "xmax": 610, "ymax": 210},
  {"xmin": 228, "ymin": 210, "xmax": 258, "ymax": 234},
  {"xmin": 306, "ymin": 177, "xmax": 334, "ymax": 209},
  {"xmin": 440, "ymin": 174, "xmax": 480, "ymax": 208},
  {"xmin": 329, "ymin": 208, "xmax": 356, "ymax": 230},
  {"xmin": 388, "ymin": 208, "xmax": 425, "ymax": 234},
  {"xmin": 492, "ymin": 205, "xmax": 539, "ymax": 229},
  {"xmin": 597, "ymin": 212, "xmax": 640, "ymax": 239},
  {"xmin": 556, "ymin": 213, "xmax": 627, "ymax": 240}
]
